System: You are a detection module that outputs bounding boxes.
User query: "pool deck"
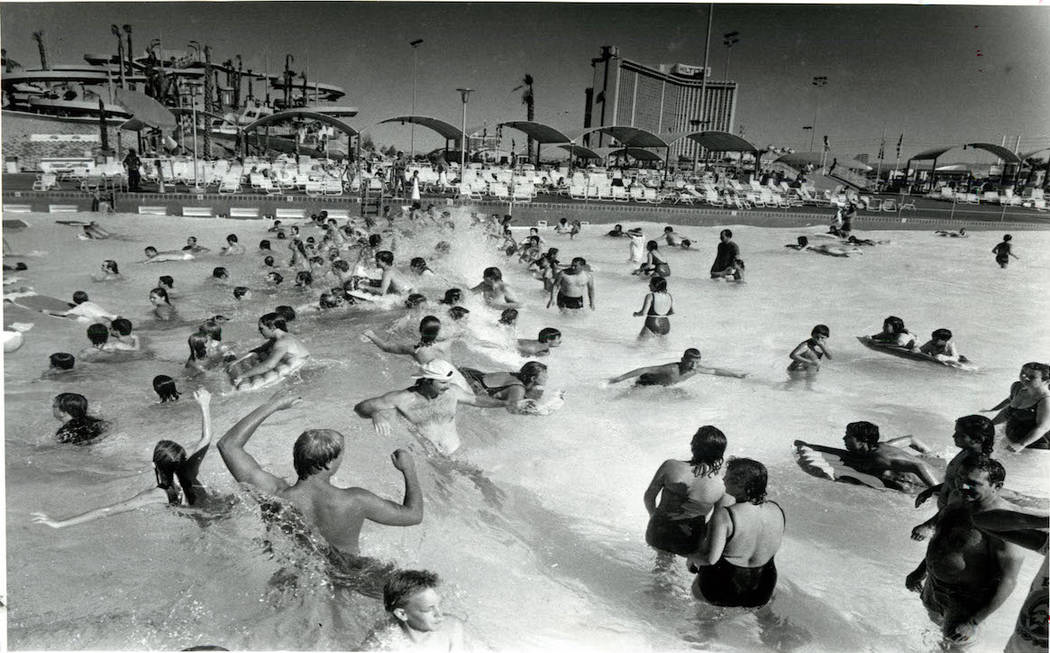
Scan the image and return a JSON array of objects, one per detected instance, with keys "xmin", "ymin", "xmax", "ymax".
[{"xmin": 3, "ymin": 173, "xmax": 1048, "ymax": 231}]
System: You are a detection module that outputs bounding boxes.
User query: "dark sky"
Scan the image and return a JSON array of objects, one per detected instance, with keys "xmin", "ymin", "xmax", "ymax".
[{"xmin": 3, "ymin": 2, "xmax": 1048, "ymax": 161}]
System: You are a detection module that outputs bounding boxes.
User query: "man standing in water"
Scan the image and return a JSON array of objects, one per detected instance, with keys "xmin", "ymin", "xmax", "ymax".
[
  {"xmin": 217, "ymin": 390, "xmax": 423, "ymax": 557},
  {"xmin": 710, "ymin": 229, "xmax": 741, "ymax": 279},
  {"xmin": 354, "ymin": 359, "xmax": 507, "ymax": 455},
  {"xmin": 904, "ymin": 457, "xmax": 1024, "ymax": 650},
  {"xmin": 608, "ymin": 349, "xmax": 746, "ymax": 387},
  {"xmin": 547, "ymin": 257, "xmax": 595, "ymax": 312}
]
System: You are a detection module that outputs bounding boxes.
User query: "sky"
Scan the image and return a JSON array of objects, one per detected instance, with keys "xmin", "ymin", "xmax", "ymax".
[{"xmin": 2, "ymin": 2, "xmax": 1048, "ymax": 163}]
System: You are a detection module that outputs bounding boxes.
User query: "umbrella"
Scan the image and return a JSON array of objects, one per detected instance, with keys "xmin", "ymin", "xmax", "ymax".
[{"xmin": 115, "ymin": 88, "xmax": 176, "ymax": 131}]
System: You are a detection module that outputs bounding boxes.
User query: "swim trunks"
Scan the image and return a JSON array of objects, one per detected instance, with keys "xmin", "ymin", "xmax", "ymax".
[
  {"xmin": 922, "ymin": 574, "xmax": 993, "ymax": 643},
  {"xmin": 557, "ymin": 292, "xmax": 584, "ymax": 310}
]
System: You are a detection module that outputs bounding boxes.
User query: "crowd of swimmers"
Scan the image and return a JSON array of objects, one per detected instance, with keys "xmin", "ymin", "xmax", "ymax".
[{"xmin": 21, "ymin": 206, "xmax": 1047, "ymax": 652}]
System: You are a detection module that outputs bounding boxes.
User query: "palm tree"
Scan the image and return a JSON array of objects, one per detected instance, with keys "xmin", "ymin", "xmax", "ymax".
[
  {"xmin": 31, "ymin": 31, "xmax": 49, "ymax": 70},
  {"xmin": 513, "ymin": 73, "xmax": 535, "ymax": 163}
]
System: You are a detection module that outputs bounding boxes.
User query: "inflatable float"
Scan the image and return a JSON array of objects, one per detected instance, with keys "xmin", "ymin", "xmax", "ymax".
[
  {"xmin": 2, "ymin": 329, "xmax": 24, "ymax": 352},
  {"xmin": 856, "ymin": 336, "xmax": 978, "ymax": 372},
  {"xmin": 225, "ymin": 352, "xmax": 307, "ymax": 392},
  {"xmin": 3, "ymin": 288, "xmax": 76, "ymax": 319}
]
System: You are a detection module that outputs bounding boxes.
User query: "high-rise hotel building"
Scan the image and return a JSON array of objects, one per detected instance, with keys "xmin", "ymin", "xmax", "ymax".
[{"xmin": 583, "ymin": 46, "xmax": 738, "ymax": 160}]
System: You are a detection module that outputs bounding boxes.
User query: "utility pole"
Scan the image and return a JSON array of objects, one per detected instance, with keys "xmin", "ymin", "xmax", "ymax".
[
  {"xmin": 456, "ymin": 88, "xmax": 475, "ymax": 174},
  {"xmin": 722, "ymin": 31, "xmax": 739, "ymax": 81},
  {"xmin": 809, "ymin": 75, "xmax": 828, "ymax": 151},
  {"xmin": 203, "ymin": 46, "xmax": 213, "ymax": 159}
]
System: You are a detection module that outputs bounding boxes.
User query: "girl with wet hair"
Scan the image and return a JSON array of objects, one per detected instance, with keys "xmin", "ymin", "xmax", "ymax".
[
  {"xmin": 53, "ymin": 392, "xmax": 109, "ymax": 444},
  {"xmin": 149, "ymin": 287, "xmax": 177, "ymax": 321},
  {"xmin": 211, "ymin": 267, "xmax": 230, "ymax": 281},
  {"xmin": 153, "ymin": 375, "xmax": 181, "ymax": 402},
  {"xmin": 32, "ymin": 389, "xmax": 216, "ymax": 528},
  {"xmin": 870, "ymin": 315, "xmax": 916, "ymax": 348},
  {"xmin": 643, "ymin": 426, "xmax": 729, "ymax": 557},
  {"xmin": 439, "ymin": 288, "xmax": 463, "ymax": 305},
  {"xmin": 95, "ymin": 259, "xmax": 121, "ymax": 281}
]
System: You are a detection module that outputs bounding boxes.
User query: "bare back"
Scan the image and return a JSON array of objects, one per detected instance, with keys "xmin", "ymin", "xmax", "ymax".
[{"xmin": 721, "ymin": 501, "xmax": 785, "ymax": 568}]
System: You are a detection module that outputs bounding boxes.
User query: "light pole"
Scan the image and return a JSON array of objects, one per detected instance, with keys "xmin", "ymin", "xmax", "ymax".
[
  {"xmin": 409, "ymin": 39, "xmax": 423, "ymax": 158},
  {"xmin": 722, "ymin": 31, "xmax": 739, "ymax": 80},
  {"xmin": 456, "ymin": 88, "xmax": 474, "ymax": 175},
  {"xmin": 187, "ymin": 82, "xmax": 201, "ymax": 190},
  {"xmin": 809, "ymin": 75, "xmax": 827, "ymax": 152}
]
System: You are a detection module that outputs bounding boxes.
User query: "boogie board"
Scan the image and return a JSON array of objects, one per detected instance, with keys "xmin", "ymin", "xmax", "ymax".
[
  {"xmin": 793, "ymin": 442, "xmax": 888, "ymax": 489},
  {"xmin": 515, "ymin": 391, "xmax": 565, "ymax": 416},
  {"xmin": 3, "ymin": 289, "xmax": 73, "ymax": 316},
  {"xmin": 856, "ymin": 336, "xmax": 978, "ymax": 372}
]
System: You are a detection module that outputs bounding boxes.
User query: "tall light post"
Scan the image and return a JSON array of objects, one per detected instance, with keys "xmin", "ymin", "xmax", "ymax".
[
  {"xmin": 722, "ymin": 31, "xmax": 740, "ymax": 80},
  {"xmin": 809, "ymin": 75, "xmax": 828, "ymax": 152},
  {"xmin": 186, "ymin": 82, "xmax": 201, "ymax": 190},
  {"xmin": 696, "ymin": 4, "xmax": 714, "ymax": 170},
  {"xmin": 456, "ymin": 87, "xmax": 474, "ymax": 174},
  {"xmin": 409, "ymin": 39, "xmax": 424, "ymax": 157}
]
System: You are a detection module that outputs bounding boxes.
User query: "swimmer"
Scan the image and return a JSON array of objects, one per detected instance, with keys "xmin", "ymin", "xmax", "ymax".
[
  {"xmin": 354, "ymin": 360, "xmax": 512, "ymax": 454},
  {"xmin": 787, "ymin": 324, "xmax": 831, "ymax": 374},
  {"xmin": 403, "ymin": 293, "xmax": 428, "ymax": 310},
  {"xmin": 266, "ymin": 271, "xmax": 284, "ymax": 288},
  {"xmin": 439, "ymin": 288, "xmax": 463, "ymax": 306},
  {"xmin": 990, "ymin": 362, "xmax": 1050, "ymax": 451},
  {"xmin": 846, "ymin": 235, "xmax": 880, "ymax": 247},
  {"xmin": 220, "ymin": 392, "xmax": 420, "ymax": 552},
  {"xmin": 410, "ymin": 257, "xmax": 436, "ymax": 277},
  {"xmin": 268, "ymin": 219, "xmax": 283, "ymax": 233},
  {"xmin": 606, "ymin": 224, "xmax": 626, "ymax": 238},
  {"xmin": 904, "ymin": 456, "xmax": 1023, "ymax": 650},
  {"xmin": 553, "ymin": 218, "xmax": 571, "ymax": 234},
  {"xmin": 362, "ymin": 316, "xmax": 457, "ymax": 368},
  {"xmin": 43, "ymin": 352, "xmax": 76, "ymax": 377},
  {"xmin": 262, "ymin": 255, "xmax": 277, "ymax": 268},
  {"xmin": 608, "ymin": 348, "xmax": 746, "ymax": 387},
  {"xmin": 182, "ymin": 236, "xmax": 210, "ymax": 254},
  {"xmin": 709, "ymin": 229, "xmax": 741, "ymax": 279},
  {"xmin": 82, "ymin": 221, "xmax": 112, "ymax": 240},
  {"xmin": 784, "ymin": 236, "xmax": 810, "ymax": 251},
  {"xmin": 295, "ymin": 292, "xmax": 346, "ymax": 315},
  {"xmin": 547, "ymin": 257, "xmax": 594, "ymax": 312},
  {"xmin": 186, "ymin": 332, "xmax": 230, "ymax": 376},
  {"xmin": 912, "ymin": 415, "xmax": 996, "ymax": 541},
  {"xmin": 228, "ymin": 313, "xmax": 309, "ymax": 391},
  {"xmin": 50, "ymin": 290, "xmax": 118, "ymax": 323},
  {"xmin": 935, "ymin": 227, "xmax": 968, "ymax": 238},
  {"xmin": 918, "ymin": 328, "xmax": 961, "ymax": 363},
  {"xmin": 498, "ymin": 308, "xmax": 519, "ymax": 327},
  {"xmin": 458, "ymin": 361, "xmax": 552, "ymax": 408},
  {"xmin": 634, "ymin": 240, "xmax": 671, "ymax": 277},
  {"xmin": 158, "ymin": 275, "xmax": 175, "ymax": 295},
  {"xmin": 663, "ymin": 226, "xmax": 691, "ymax": 248},
  {"xmin": 211, "ymin": 267, "xmax": 230, "ymax": 282},
  {"xmin": 360, "ymin": 569, "xmax": 465, "ymax": 651},
  {"xmin": 93, "ymin": 259, "xmax": 122, "ymax": 282},
  {"xmin": 569, "ymin": 220, "xmax": 581, "ymax": 240},
  {"xmin": 644, "ymin": 426, "xmax": 729, "ymax": 558},
  {"xmin": 219, "ymin": 234, "xmax": 245, "ymax": 256},
  {"xmin": 687, "ymin": 458, "xmax": 785, "ymax": 608},
  {"xmin": 992, "ymin": 234, "xmax": 1018, "ymax": 268},
  {"xmin": 153, "ymin": 375, "xmax": 181, "ymax": 402},
  {"xmin": 259, "ymin": 239, "xmax": 272, "ymax": 252},
  {"xmin": 357, "ymin": 251, "xmax": 414, "ymax": 297},
  {"xmin": 233, "ymin": 286, "xmax": 252, "ymax": 301},
  {"xmin": 869, "ymin": 315, "xmax": 917, "ymax": 348},
  {"xmin": 107, "ymin": 317, "xmax": 141, "ymax": 351},
  {"xmin": 471, "ymin": 267, "xmax": 521, "ymax": 309},
  {"xmin": 809, "ymin": 243, "xmax": 861, "ymax": 257},
  {"xmin": 794, "ymin": 421, "xmax": 939, "ymax": 492},
  {"xmin": 149, "ymin": 287, "xmax": 177, "ymax": 321},
  {"xmin": 634, "ymin": 276, "xmax": 673, "ymax": 340},
  {"xmin": 53, "ymin": 392, "xmax": 109, "ymax": 445},
  {"xmin": 78, "ymin": 323, "xmax": 115, "ymax": 360},
  {"xmin": 141, "ymin": 246, "xmax": 195, "ymax": 263},
  {"xmin": 518, "ymin": 328, "xmax": 562, "ymax": 357},
  {"xmin": 33, "ymin": 389, "xmax": 216, "ymax": 527}
]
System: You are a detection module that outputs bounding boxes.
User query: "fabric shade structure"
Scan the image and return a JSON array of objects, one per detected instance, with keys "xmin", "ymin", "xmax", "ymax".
[
  {"xmin": 580, "ymin": 125, "xmax": 671, "ymax": 148},
  {"xmin": 244, "ymin": 109, "xmax": 359, "ymax": 137},
  {"xmin": 773, "ymin": 151, "xmax": 872, "ymax": 171},
  {"xmin": 603, "ymin": 147, "xmax": 664, "ymax": 162},
  {"xmin": 911, "ymin": 143, "xmax": 1022, "ymax": 165},
  {"xmin": 556, "ymin": 143, "xmax": 603, "ymax": 160},
  {"xmin": 499, "ymin": 121, "xmax": 580, "ymax": 144},
  {"xmin": 378, "ymin": 115, "xmax": 462, "ymax": 141},
  {"xmin": 115, "ymin": 88, "xmax": 176, "ymax": 131},
  {"xmin": 681, "ymin": 130, "xmax": 759, "ymax": 154}
]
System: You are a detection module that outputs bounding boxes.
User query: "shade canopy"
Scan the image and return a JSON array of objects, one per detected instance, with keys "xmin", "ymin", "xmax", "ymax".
[
  {"xmin": 115, "ymin": 88, "xmax": 176, "ymax": 130},
  {"xmin": 773, "ymin": 151, "xmax": 872, "ymax": 171},
  {"xmin": 911, "ymin": 143, "xmax": 1022, "ymax": 164},
  {"xmin": 378, "ymin": 115, "xmax": 463, "ymax": 141},
  {"xmin": 603, "ymin": 147, "xmax": 665, "ymax": 162},
  {"xmin": 499, "ymin": 121, "xmax": 586, "ymax": 144},
  {"xmin": 243, "ymin": 109, "xmax": 359, "ymax": 137},
  {"xmin": 579, "ymin": 125, "xmax": 671, "ymax": 148},
  {"xmin": 556, "ymin": 143, "xmax": 603, "ymax": 159},
  {"xmin": 680, "ymin": 130, "xmax": 760, "ymax": 153}
]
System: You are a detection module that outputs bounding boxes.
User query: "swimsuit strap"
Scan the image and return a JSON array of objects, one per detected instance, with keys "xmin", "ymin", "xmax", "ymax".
[
  {"xmin": 769, "ymin": 500, "xmax": 786, "ymax": 528},
  {"xmin": 724, "ymin": 505, "xmax": 738, "ymax": 544}
]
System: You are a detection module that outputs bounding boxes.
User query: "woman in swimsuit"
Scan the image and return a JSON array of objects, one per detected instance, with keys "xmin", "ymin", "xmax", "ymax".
[
  {"xmin": 458, "ymin": 361, "xmax": 548, "ymax": 406},
  {"xmin": 186, "ymin": 332, "xmax": 232, "ymax": 376},
  {"xmin": 688, "ymin": 458, "xmax": 785, "ymax": 608},
  {"xmin": 149, "ymin": 287, "xmax": 177, "ymax": 321},
  {"xmin": 228, "ymin": 312, "xmax": 310, "ymax": 391},
  {"xmin": 869, "ymin": 315, "xmax": 917, "ymax": 349},
  {"xmin": 634, "ymin": 276, "xmax": 674, "ymax": 339},
  {"xmin": 643, "ymin": 426, "xmax": 729, "ymax": 558},
  {"xmin": 635, "ymin": 240, "xmax": 671, "ymax": 277},
  {"xmin": 787, "ymin": 324, "xmax": 831, "ymax": 374},
  {"xmin": 32, "ymin": 389, "xmax": 216, "ymax": 528},
  {"xmin": 991, "ymin": 362, "xmax": 1050, "ymax": 451}
]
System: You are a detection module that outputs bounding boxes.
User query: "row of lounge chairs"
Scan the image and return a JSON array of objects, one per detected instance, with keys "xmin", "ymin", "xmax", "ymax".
[{"xmin": 927, "ymin": 186, "xmax": 1046, "ymax": 211}]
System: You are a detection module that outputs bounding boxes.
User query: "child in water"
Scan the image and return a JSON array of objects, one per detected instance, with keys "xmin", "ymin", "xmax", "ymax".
[
  {"xmin": 788, "ymin": 324, "xmax": 832, "ymax": 374},
  {"xmin": 918, "ymin": 328, "xmax": 961, "ymax": 363},
  {"xmin": 360, "ymin": 569, "xmax": 465, "ymax": 651},
  {"xmin": 869, "ymin": 315, "xmax": 916, "ymax": 349},
  {"xmin": 53, "ymin": 392, "xmax": 109, "ymax": 444}
]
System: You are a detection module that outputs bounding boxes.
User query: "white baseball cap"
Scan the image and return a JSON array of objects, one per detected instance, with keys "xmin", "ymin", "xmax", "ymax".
[{"xmin": 411, "ymin": 359, "xmax": 457, "ymax": 381}]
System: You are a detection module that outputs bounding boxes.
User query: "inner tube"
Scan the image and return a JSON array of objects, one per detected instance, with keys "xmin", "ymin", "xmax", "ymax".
[{"xmin": 228, "ymin": 354, "xmax": 308, "ymax": 392}]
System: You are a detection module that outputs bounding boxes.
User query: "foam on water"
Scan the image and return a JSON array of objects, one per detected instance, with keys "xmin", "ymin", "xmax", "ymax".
[{"xmin": 4, "ymin": 209, "xmax": 1049, "ymax": 651}]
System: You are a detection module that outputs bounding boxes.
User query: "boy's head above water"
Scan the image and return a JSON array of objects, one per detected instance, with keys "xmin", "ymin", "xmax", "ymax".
[{"xmin": 383, "ymin": 569, "xmax": 444, "ymax": 633}]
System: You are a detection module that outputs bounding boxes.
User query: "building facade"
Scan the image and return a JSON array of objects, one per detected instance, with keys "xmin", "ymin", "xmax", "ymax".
[{"xmin": 583, "ymin": 46, "xmax": 738, "ymax": 160}]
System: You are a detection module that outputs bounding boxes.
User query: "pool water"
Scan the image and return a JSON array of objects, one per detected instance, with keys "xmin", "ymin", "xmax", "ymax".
[{"xmin": 3, "ymin": 210, "xmax": 1049, "ymax": 652}]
